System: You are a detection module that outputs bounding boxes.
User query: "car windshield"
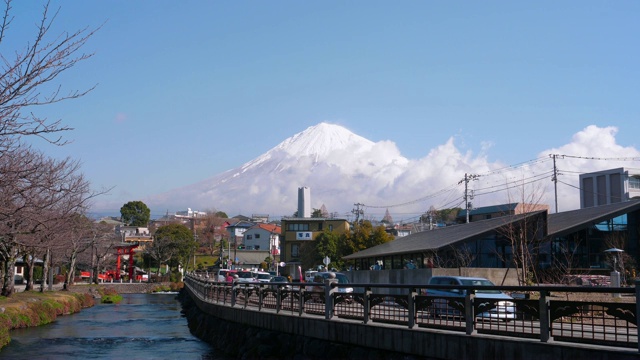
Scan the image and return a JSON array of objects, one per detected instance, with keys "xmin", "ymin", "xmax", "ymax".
[
  {"xmin": 257, "ymin": 274, "xmax": 271, "ymax": 280},
  {"xmin": 271, "ymin": 276, "xmax": 287, "ymax": 282},
  {"xmin": 319, "ymin": 273, "xmax": 349, "ymax": 284},
  {"xmin": 237, "ymin": 271, "xmax": 254, "ymax": 279},
  {"xmin": 460, "ymin": 279, "xmax": 501, "ymax": 294}
]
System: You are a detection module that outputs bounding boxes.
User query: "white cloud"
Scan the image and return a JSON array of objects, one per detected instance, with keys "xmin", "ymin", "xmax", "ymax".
[{"xmin": 93, "ymin": 124, "xmax": 639, "ymax": 220}]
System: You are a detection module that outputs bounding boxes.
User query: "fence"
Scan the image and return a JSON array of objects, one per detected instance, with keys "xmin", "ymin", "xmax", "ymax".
[{"xmin": 184, "ymin": 273, "xmax": 640, "ymax": 351}]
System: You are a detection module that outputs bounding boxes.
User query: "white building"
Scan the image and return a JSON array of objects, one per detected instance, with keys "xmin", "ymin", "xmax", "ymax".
[
  {"xmin": 579, "ymin": 167, "xmax": 640, "ymax": 208},
  {"xmin": 175, "ymin": 208, "xmax": 207, "ymax": 218},
  {"xmin": 242, "ymin": 223, "xmax": 281, "ymax": 254}
]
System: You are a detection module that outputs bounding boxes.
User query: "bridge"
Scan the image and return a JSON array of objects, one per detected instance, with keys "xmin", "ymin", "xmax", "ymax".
[{"xmin": 183, "ymin": 273, "xmax": 640, "ymax": 359}]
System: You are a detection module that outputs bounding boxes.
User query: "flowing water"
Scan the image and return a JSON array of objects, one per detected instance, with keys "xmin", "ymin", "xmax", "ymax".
[{"xmin": 0, "ymin": 293, "xmax": 224, "ymax": 360}]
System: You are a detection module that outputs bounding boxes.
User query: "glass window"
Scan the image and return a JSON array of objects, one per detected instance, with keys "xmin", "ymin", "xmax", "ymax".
[
  {"xmin": 291, "ymin": 244, "xmax": 299, "ymax": 257},
  {"xmin": 255, "ymin": 234, "xmax": 260, "ymax": 238},
  {"xmin": 630, "ymin": 176, "xmax": 640, "ymax": 189},
  {"xmin": 287, "ymin": 223, "xmax": 310, "ymax": 231}
]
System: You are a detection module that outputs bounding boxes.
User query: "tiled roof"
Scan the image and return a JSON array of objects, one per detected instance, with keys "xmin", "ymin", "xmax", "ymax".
[{"xmin": 253, "ymin": 223, "xmax": 281, "ymax": 234}]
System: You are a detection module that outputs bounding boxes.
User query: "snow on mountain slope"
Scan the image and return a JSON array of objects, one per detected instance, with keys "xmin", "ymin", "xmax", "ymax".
[{"xmin": 145, "ymin": 122, "xmax": 409, "ymax": 216}]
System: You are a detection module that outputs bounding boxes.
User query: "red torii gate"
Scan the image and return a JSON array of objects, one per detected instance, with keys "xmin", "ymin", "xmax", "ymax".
[{"xmin": 114, "ymin": 243, "xmax": 139, "ymax": 281}]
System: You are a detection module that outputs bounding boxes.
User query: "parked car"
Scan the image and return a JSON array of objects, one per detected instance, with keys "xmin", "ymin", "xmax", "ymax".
[
  {"xmin": 304, "ymin": 270, "xmax": 318, "ymax": 283},
  {"xmin": 255, "ymin": 271, "xmax": 272, "ymax": 283},
  {"xmin": 268, "ymin": 276, "xmax": 291, "ymax": 290},
  {"xmin": 235, "ymin": 270, "xmax": 259, "ymax": 286},
  {"xmin": 216, "ymin": 269, "xmax": 236, "ymax": 282},
  {"xmin": 314, "ymin": 272, "xmax": 353, "ymax": 294},
  {"xmin": 426, "ymin": 276, "xmax": 516, "ymax": 321}
]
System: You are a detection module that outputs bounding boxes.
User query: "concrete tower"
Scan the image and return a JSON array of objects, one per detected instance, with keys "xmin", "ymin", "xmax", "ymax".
[{"xmin": 298, "ymin": 187, "xmax": 311, "ymax": 218}]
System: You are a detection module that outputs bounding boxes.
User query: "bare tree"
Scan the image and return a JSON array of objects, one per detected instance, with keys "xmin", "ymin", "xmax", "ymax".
[
  {"xmin": 0, "ymin": 0, "xmax": 98, "ymax": 152},
  {"xmin": 199, "ymin": 211, "xmax": 228, "ymax": 257},
  {"xmin": 496, "ymin": 180, "xmax": 548, "ymax": 286},
  {"xmin": 0, "ymin": 146, "xmax": 100, "ymax": 295},
  {"xmin": 90, "ymin": 221, "xmax": 119, "ymax": 284}
]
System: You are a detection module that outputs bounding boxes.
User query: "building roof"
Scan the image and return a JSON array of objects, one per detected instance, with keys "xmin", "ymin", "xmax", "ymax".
[
  {"xmin": 548, "ymin": 199, "xmax": 640, "ymax": 238},
  {"xmin": 343, "ymin": 199, "xmax": 640, "ymax": 261},
  {"xmin": 343, "ymin": 211, "xmax": 545, "ymax": 260},
  {"xmin": 249, "ymin": 223, "xmax": 281, "ymax": 234},
  {"xmin": 458, "ymin": 203, "xmax": 518, "ymax": 218}
]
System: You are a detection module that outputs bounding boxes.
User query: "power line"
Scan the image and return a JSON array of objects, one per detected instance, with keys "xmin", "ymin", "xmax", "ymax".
[{"xmin": 559, "ymin": 154, "xmax": 640, "ymax": 162}]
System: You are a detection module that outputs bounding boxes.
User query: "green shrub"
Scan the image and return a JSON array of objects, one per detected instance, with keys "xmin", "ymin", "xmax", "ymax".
[{"xmin": 101, "ymin": 294, "xmax": 123, "ymax": 304}]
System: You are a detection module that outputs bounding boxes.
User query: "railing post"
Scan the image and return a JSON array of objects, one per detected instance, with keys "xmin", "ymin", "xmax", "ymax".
[
  {"xmin": 325, "ymin": 277, "xmax": 338, "ymax": 320},
  {"xmin": 299, "ymin": 286, "xmax": 305, "ymax": 316},
  {"xmin": 363, "ymin": 286, "xmax": 372, "ymax": 325},
  {"xmin": 408, "ymin": 287, "xmax": 417, "ymax": 329},
  {"xmin": 231, "ymin": 282, "xmax": 237, "ymax": 307},
  {"xmin": 258, "ymin": 286, "xmax": 263, "ymax": 311},
  {"xmin": 243, "ymin": 286, "xmax": 248, "ymax": 309},
  {"xmin": 276, "ymin": 287, "xmax": 282, "ymax": 314},
  {"xmin": 636, "ymin": 280, "xmax": 640, "ymax": 352},
  {"xmin": 539, "ymin": 290, "xmax": 552, "ymax": 343},
  {"xmin": 465, "ymin": 290, "xmax": 476, "ymax": 335}
]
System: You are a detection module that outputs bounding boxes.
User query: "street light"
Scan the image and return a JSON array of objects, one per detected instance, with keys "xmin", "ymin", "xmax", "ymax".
[{"xmin": 604, "ymin": 247, "xmax": 625, "ymax": 297}]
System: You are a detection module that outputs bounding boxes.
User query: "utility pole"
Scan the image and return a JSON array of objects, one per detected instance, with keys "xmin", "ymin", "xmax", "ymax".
[
  {"xmin": 352, "ymin": 203, "xmax": 364, "ymax": 224},
  {"xmin": 459, "ymin": 173, "xmax": 479, "ymax": 223},
  {"xmin": 550, "ymin": 154, "xmax": 563, "ymax": 213}
]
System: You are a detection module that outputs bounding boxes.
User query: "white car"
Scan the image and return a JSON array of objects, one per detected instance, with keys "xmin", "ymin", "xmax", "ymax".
[{"xmin": 255, "ymin": 272, "xmax": 272, "ymax": 283}]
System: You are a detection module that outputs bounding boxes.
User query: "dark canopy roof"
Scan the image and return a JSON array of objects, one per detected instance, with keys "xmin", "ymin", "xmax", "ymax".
[
  {"xmin": 343, "ymin": 199, "xmax": 640, "ymax": 261},
  {"xmin": 547, "ymin": 199, "xmax": 640, "ymax": 238},
  {"xmin": 343, "ymin": 211, "xmax": 546, "ymax": 260}
]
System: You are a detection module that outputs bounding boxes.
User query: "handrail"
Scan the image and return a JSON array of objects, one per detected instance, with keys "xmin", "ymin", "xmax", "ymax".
[{"xmin": 184, "ymin": 273, "xmax": 640, "ymax": 352}]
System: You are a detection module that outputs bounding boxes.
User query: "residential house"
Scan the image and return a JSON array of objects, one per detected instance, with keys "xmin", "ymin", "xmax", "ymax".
[{"xmin": 243, "ymin": 223, "xmax": 281, "ymax": 254}]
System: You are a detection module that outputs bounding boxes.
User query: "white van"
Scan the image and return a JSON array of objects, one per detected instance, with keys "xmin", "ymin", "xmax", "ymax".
[{"xmin": 216, "ymin": 269, "xmax": 236, "ymax": 282}]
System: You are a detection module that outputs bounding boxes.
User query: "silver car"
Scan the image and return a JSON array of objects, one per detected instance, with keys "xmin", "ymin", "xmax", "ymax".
[{"xmin": 426, "ymin": 276, "xmax": 516, "ymax": 321}]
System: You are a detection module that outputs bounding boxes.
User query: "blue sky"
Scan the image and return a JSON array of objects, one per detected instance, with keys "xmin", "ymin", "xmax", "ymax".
[{"xmin": 8, "ymin": 1, "xmax": 639, "ymax": 217}]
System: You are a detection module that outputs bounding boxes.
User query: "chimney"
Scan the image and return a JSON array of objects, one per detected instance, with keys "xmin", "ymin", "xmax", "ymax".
[{"xmin": 298, "ymin": 187, "xmax": 311, "ymax": 218}]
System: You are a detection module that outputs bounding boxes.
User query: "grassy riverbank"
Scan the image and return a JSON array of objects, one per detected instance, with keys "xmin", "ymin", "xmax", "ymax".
[{"xmin": 0, "ymin": 290, "xmax": 95, "ymax": 349}]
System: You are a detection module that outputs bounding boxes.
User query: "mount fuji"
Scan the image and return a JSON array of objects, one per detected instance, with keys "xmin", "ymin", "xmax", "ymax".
[{"xmin": 144, "ymin": 122, "xmax": 413, "ymax": 218}]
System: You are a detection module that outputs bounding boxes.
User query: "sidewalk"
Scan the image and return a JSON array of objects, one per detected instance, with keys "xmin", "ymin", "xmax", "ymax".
[{"xmin": 13, "ymin": 283, "xmax": 65, "ymax": 292}]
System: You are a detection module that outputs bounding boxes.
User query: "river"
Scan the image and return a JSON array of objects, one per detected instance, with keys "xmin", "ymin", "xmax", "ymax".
[{"xmin": 0, "ymin": 293, "xmax": 226, "ymax": 360}]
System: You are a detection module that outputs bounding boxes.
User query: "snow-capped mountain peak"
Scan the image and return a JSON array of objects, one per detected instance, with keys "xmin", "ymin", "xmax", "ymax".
[
  {"xmin": 240, "ymin": 122, "xmax": 375, "ymax": 171},
  {"xmin": 275, "ymin": 122, "xmax": 373, "ymax": 157}
]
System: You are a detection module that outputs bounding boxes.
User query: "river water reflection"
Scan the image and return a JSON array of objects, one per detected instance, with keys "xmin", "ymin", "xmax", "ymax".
[{"xmin": 0, "ymin": 293, "xmax": 223, "ymax": 360}]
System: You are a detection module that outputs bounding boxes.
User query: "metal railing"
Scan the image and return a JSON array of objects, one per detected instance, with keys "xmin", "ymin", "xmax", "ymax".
[{"xmin": 184, "ymin": 274, "xmax": 640, "ymax": 351}]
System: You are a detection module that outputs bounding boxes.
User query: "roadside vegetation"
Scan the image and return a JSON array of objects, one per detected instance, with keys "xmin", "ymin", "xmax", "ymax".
[
  {"xmin": 0, "ymin": 291, "xmax": 94, "ymax": 349},
  {"xmin": 97, "ymin": 287, "xmax": 123, "ymax": 304},
  {"xmin": 150, "ymin": 282, "xmax": 184, "ymax": 293}
]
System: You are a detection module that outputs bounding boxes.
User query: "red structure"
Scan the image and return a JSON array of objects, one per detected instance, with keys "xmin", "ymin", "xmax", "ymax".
[{"xmin": 114, "ymin": 244, "xmax": 139, "ymax": 281}]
